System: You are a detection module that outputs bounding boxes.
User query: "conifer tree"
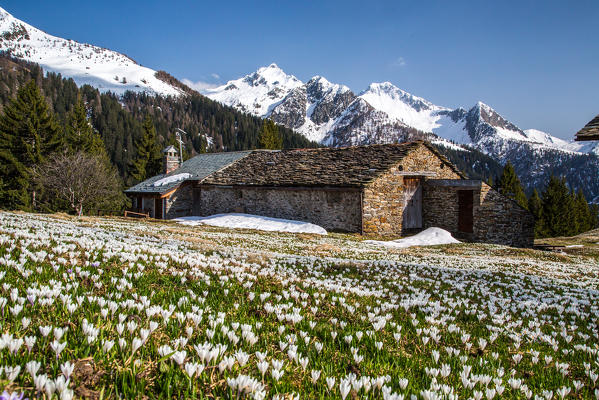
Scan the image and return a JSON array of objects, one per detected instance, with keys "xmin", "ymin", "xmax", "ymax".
[
  {"xmin": 258, "ymin": 119, "xmax": 282, "ymax": 150},
  {"xmin": 65, "ymin": 96, "xmax": 106, "ymax": 158},
  {"xmin": 0, "ymin": 80, "xmax": 62, "ymax": 209},
  {"xmin": 527, "ymin": 188, "xmax": 544, "ymax": 237},
  {"xmin": 540, "ymin": 176, "xmax": 575, "ymax": 237},
  {"xmin": 128, "ymin": 115, "xmax": 162, "ymax": 184},
  {"xmin": 573, "ymin": 189, "xmax": 591, "ymax": 234},
  {"xmin": 497, "ymin": 161, "xmax": 528, "ymax": 209}
]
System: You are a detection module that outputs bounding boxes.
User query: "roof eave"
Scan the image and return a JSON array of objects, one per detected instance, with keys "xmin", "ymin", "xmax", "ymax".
[
  {"xmin": 575, "ymin": 135, "xmax": 599, "ymax": 142},
  {"xmin": 125, "ymin": 180, "xmax": 193, "ymax": 196}
]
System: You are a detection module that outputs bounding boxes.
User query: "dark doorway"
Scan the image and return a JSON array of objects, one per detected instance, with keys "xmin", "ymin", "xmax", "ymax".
[
  {"xmin": 458, "ymin": 190, "xmax": 474, "ymax": 233},
  {"xmin": 154, "ymin": 198, "xmax": 163, "ymax": 219},
  {"xmin": 403, "ymin": 177, "xmax": 423, "ymax": 229}
]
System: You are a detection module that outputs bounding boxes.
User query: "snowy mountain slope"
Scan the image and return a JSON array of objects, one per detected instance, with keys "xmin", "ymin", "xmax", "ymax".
[
  {"xmin": 524, "ymin": 129, "xmax": 599, "ymax": 156},
  {"xmin": 0, "ymin": 7, "xmax": 184, "ymax": 97},
  {"xmin": 359, "ymin": 82, "xmax": 448, "ymax": 133}
]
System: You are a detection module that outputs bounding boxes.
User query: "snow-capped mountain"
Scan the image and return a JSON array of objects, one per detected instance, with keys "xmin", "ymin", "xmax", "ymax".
[
  {"xmin": 0, "ymin": 7, "xmax": 184, "ymax": 97},
  {"xmin": 206, "ymin": 65, "xmax": 599, "ymax": 201},
  {"xmin": 206, "ymin": 64, "xmax": 597, "ymax": 156},
  {"xmin": 204, "ymin": 63, "xmax": 303, "ymax": 117}
]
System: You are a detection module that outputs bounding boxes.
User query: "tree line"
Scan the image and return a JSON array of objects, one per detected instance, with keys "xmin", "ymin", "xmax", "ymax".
[{"xmin": 496, "ymin": 161, "xmax": 598, "ymax": 238}]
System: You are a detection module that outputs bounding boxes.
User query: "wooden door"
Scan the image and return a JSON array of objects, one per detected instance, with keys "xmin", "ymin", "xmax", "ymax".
[
  {"xmin": 403, "ymin": 178, "xmax": 422, "ymax": 229},
  {"xmin": 155, "ymin": 198, "xmax": 163, "ymax": 219},
  {"xmin": 458, "ymin": 190, "xmax": 474, "ymax": 233}
]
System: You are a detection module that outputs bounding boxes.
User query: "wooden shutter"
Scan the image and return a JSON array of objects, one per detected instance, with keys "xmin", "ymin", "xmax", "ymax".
[{"xmin": 403, "ymin": 178, "xmax": 423, "ymax": 229}]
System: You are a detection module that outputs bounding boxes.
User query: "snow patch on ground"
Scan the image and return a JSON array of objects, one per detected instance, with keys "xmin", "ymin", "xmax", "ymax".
[
  {"xmin": 152, "ymin": 173, "xmax": 191, "ymax": 187},
  {"xmin": 174, "ymin": 213, "xmax": 327, "ymax": 235},
  {"xmin": 365, "ymin": 227, "xmax": 460, "ymax": 248}
]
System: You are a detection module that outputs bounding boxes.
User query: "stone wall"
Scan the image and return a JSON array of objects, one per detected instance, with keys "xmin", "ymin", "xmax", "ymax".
[
  {"xmin": 165, "ymin": 183, "xmax": 193, "ymax": 219},
  {"xmin": 199, "ymin": 186, "xmax": 362, "ymax": 232},
  {"xmin": 474, "ymin": 183, "xmax": 534, "ymax": 247},
  {"xmin": 423, "ymin": 180, "xmax": 534, "ymax": 247},
  {"xmin": 422, "ymin": 184, "xmax": 462, "ymax": 235},
  {"xmin": 362, "ymin": 145, "xmax": 462, "ymax": 236}
]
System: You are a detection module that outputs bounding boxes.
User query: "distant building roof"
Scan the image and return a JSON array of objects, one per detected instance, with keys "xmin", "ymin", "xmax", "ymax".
[
  {"xmin": 203, "ymin": 141, "xmax": 463, "ymax": 188},
  {"xmin": 125, "ymin": 151, "xmax": 253, "ymax": 194},
  {"xmin": 575, "ymin": 115, "xmax": 599, "ymax": 141}
]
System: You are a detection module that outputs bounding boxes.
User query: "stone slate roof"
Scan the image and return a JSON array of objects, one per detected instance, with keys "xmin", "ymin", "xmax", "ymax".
[
  {"xmin": 125, "ymin": 151, "xmax": 253, "ymax": 194},
  {"xmin": 575, "ymin": 115, "xmax": 599, "ymax": 141},
  {"xmin": 203, "ymin": 141, "xmax": 462, "ymax": 188}
]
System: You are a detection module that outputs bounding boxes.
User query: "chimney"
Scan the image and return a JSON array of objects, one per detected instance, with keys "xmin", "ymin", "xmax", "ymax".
[{"xmin": 163, "ymin": 145, "xmax": 180, "ymax": 174}]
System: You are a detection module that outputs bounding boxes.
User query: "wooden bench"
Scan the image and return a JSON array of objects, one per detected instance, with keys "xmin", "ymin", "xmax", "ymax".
[
  {"xmin": 124, "ymin": 210, "xmax": 150, "ymax": 219},
  {"xmin": 534, "ymin": 244, "xmax": 566, "ymax": 252}
]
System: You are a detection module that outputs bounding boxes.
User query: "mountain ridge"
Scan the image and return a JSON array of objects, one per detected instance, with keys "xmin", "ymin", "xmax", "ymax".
[
  {"xmin": 206, "ymin": 64, "xmax": 596, "ymax": 156},
  {"xmin": 205, "ymin": 64, "xmax": 599, "ymax": 202}
]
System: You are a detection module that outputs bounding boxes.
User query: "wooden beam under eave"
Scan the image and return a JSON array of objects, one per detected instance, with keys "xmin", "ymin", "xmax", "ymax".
[{"xmin": 160, "ymin": 187, "xmax": 178, "ymax": 199}]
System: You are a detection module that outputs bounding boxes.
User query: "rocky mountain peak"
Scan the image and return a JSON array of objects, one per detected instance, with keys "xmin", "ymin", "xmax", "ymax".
[
  {"xmin": 306, "ymin": 76, "xmax": 352, "ymax": 102},
  {"xmin": 469, "ymin": 101, "xmax": 524, "ymax": 136}
]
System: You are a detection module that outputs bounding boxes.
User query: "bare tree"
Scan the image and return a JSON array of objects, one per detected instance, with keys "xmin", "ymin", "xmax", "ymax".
[{"xmin": 33, "ymin": 151, "xmax": 125, "ymax": 216}]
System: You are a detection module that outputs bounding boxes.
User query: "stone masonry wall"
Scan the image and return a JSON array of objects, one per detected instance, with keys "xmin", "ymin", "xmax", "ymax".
[
  {"xmin": 423, "ymin": 181, "xmax": 534, "ymax": 247},
  {"xmin": 362, "ymin": 145, "xmax": 461, "ymax": 236},
  {"xmin": 474, "ymin": 183, "xmax": 534, "ymax": 247},
  {"xmin": 165, "ymin": 183, "xmax": 193, "ymax": 219},
  {"xmin": 422, "ymin": 185, "xmax": 462, "ymax": 235},
  {"xmin": 199, "ymin": 186, "xmax": 362, "ymax": 232}
]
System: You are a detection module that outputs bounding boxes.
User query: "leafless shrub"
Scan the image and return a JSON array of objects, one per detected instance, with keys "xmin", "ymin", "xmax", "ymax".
[{"xmin": 33, "ymin": 151, "xmax": 125, "ymax": 216}]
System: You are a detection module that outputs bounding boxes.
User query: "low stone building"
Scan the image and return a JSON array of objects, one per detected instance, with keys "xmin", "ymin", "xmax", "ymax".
[
  {"xmin": 126, "ymin": 141, "xmax": 534, "ymax": 247},
  {"xmin": 125, "ymin": 149, "xmax": 252, "ymax": 219}
]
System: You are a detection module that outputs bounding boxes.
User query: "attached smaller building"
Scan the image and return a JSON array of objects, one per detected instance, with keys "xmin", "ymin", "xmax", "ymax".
[
  {"xmin": 126, "ymin": 141, "xmax": 534, "ymax": 247},
  {"xmin": 125, "ymin": 149, "xmax": 252, "ymax": 219}
]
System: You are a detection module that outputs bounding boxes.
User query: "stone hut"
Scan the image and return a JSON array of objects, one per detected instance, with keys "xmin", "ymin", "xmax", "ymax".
[{"xmin": 126, "ymin": 141, "xmax": 534, "ymax": 247}]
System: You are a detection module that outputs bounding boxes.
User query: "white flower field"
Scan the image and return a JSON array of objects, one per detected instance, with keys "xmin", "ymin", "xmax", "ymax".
[{"xmin": 0, "ymin": 211, "xmax": 597, "ymax": 399}]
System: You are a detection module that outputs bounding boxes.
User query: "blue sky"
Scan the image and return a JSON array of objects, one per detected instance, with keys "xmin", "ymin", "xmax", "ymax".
[{"xmin": 4, "ymin": 0, "xmax": 598, "ymax": 139}]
